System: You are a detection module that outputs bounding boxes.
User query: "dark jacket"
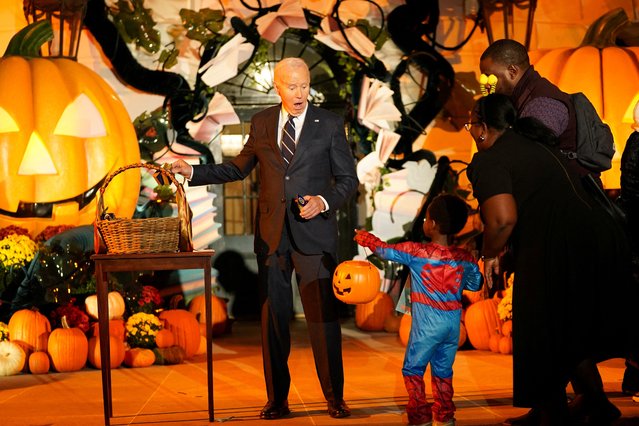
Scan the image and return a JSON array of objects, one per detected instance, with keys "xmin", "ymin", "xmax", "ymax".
[
  {"xmin": 511, "ymin": 66, "xmax": 590, "ymax": 177},
  {"xmin": 620, "ymin": 131, "xmax": 639, "ymax": 213},
  {"xmin": 190, "ymin": 104, "xmax": 359, "ymax": 256}
]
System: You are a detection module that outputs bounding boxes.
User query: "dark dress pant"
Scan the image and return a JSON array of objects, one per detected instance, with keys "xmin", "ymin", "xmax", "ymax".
[{"xmin": 257, "ymin": 223, "xmax": 344, "ymax": 404}]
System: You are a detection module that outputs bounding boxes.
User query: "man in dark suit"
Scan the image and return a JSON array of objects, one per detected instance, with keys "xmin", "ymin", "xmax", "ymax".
[{"xmin": 171, "ymin": 57, "xmax": 358, "ymax": 420}]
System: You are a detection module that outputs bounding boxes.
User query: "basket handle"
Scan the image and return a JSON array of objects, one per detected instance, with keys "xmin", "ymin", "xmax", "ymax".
[
  {"xmin": 96, "ymin": 162, "xmax": 183, "ymax": 220},
  {"xmin": 94, "ymin": 162, "xmax": 193, "ymax": 252}
]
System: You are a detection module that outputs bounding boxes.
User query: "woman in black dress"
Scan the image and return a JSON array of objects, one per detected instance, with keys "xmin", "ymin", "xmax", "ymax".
[{"xmin": 466, "ymin": 94, "xmax": 635, "ymax": 425}]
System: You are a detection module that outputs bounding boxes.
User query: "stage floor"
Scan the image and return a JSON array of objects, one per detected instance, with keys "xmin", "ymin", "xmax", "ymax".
[{"xmin": 0, "ymin": 319, "xmax": 638, "ymax": 425}]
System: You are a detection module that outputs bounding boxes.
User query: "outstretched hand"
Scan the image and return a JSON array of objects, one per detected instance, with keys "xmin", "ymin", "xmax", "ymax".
[
  {"xmin": 170, "ymin": 160, "xmax": 192, "ymax": 178},
  {"xmin": 353, "ymin": 229, "xmax": 380, "ymax": 251},
  {"xmin": 353, "ymin": 229, "xmax": 368, "ymax": 246}
]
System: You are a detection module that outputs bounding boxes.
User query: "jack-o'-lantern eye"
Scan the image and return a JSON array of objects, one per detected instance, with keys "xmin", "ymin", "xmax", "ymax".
[
  {"xmin": 0, "ymin": 107, "xmax": 19, "ymax": 132},
  {"xmin": 53, "ymin": 93, "xmax": 107, "ymax": 138},
  {"xmin": 18, "ymin": 132, "xmax": 57, "ymax": 175}
]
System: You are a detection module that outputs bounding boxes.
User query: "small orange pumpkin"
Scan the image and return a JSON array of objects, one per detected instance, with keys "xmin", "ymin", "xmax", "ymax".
[
  {"xmin": 28, "ymin": 351, "xmax": 50, "ymax": 374},
  {"xmin": 501, "ymin": 320, "xmax": 513, "ymax": 338},
  {"xmin": 154, "ymin": 328, "xmax": 175, "ymax": 349},
  {"xmin": 459, "ymin": 322, "xmax": 467, "ymax": 347},
  {"xmin": 124, "ymin": 348, "xmax": 155, "ymax": 368},
  {"xmin": 87, "ymin": 335, "xmax": 125, "ymax": 369},
  {"xmin": 383, "ymin": 312, "xmax": 402, "ymax": 333},
  {"xmin": 462, "ymin": 289, "xmax": 484, "ymax": 306},
  {"xmin": 355, "ymin": 292, "xmax": 394, "ymax": 331},
  {"xmin": 488, "ymin": 333, "xmax": 501, "ymax": 353},
  {"xmin": 499, "ymin": 336, "xmax": 513, "ymax": 355},
  {"xmin": 8, "ymin": 308, "xmax": 51, "ymax": 355},
  {"xmin": 188, "ymin": 294, "xmax": 228, "ymax": 337},
  {"xmin": 464, "ymin": 297, "xmax": 501, "ymax": 351},
  {"xmin": 159, "ymin": 310, "xmax": 200, "ymax": 359},
  {"xmin": 399, "ymin": 313, "xmax": 412, "ymax": 346},
  {"xmin": 333, "ymin": 260, "xmax": 381, "ymax": 304},
  {"xmin": 196, "ymin": 335, "xmax": 207, "ymax": 355},
  {"xmin": 90, "ymin": 319, "xmax": 125, "ymax": 341},
  {"xmin": 47, "ymin": 317, "xmax": 88, "ymax": 372}
]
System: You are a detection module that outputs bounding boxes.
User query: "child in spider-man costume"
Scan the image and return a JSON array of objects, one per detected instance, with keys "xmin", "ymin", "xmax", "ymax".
[{"xmin": 355, "ymin": 194, "xmax": 482, "ymax": 426}]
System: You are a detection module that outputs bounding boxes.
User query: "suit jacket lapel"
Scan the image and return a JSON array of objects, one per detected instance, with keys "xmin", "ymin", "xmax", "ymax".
[
  {"xmin": 265, "ymin": 105, "xmax": 286, "ymax": 168},
  {"xmin": 291, "ymin": 105, "xmax": 318, "ymax": 167}
]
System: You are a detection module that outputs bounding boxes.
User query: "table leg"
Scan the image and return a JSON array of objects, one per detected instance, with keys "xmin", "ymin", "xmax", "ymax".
[
  {"xmin": 95, "ymin": 263, "xmax": 112, "ymax": 425},
  {"xmin": 204, "ymin": 261, "xmax": 214, "ymax": 422}
]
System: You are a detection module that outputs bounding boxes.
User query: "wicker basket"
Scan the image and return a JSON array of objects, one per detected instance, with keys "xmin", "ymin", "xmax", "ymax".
[{"xmin": 95, "ymin": 163, "xmax": 186, "ymax": 254}]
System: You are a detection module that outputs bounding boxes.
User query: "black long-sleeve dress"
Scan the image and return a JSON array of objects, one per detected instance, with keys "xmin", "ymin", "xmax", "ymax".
[
  {"xmin": 619, "ymin": 131, "xmax": 639, "ymax": 279},
  {"xmin": 468, "ymin": 129, "xmax": 635, "ymax": 408}
]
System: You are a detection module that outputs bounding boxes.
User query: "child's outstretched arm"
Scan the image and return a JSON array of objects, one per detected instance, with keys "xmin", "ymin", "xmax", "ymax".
[
  {"xmin": 354, "ymin": 229, "xmax": 418, "ymax": 267},
  {"xmin": 353, "ymin": 229, "xmax": 384, "ymax": 251}
]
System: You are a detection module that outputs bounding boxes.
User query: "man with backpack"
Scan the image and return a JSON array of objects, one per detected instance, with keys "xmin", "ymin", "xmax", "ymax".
[
  {"xmin": 478, "ymin": 39, "xmax": 615, "ymax": 180},
  {"xmin": 478, "ymin": 39, "xmax": 634, "ymax": 425}
]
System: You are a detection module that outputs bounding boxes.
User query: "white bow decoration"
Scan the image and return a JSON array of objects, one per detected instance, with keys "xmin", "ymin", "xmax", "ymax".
[
  {"xmin": 358, "ymin": 76, "xmax": 402, "ymax": 133},
  {"xmin": 256, "ymin": 0, "xmax": 309, "ymax": 43},
  {"xmin": 355, "ymin": 129, "xmax": 401, "ymax": 189},
  {"xmin": 186, "ymin": 92, "xmax": 241, "ymax": 142},
  {"xmin": 314, "ymin": 16, "xmax": 376, "ymax": 61},
  {"xmin": 199, "ymin": 34, "xmax": 255, "ymax": 88}
]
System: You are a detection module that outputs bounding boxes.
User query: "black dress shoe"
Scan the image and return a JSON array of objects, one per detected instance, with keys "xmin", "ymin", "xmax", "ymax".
[
  {"xmin": 327, "ymin": 400, "xmax": 351, "ymax": 418},
  {"xmin": 622, "ymin": 362, "xmax": 639, "ymax": 395},
  {"xmin": 503, "ymin": 408, "xmax": 539, "ymax": 426},
  {"xmin": 569, "ymin": 394, "xmax": 621, "ymax": 425},
  {"xmin": 259, "ymin": 401, "xmax": 290, "ymax": 420}
]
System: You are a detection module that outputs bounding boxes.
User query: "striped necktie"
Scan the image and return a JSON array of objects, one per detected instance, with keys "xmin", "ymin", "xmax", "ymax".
[{"xmin": 281, "ymin": 114, "xmax": 296, "ymax": 165}]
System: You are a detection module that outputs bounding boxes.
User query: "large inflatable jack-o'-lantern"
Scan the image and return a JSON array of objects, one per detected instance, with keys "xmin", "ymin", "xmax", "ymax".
[
  {"xmin": 332, "ymin": 260, "xmax": 381, "ymax": 304},
  {"xmin": 0, "ymin": 21, "xmax": 140, "ymax": 236}
]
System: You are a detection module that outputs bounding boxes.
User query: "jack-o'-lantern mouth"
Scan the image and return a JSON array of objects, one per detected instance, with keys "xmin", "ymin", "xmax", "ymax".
[
  {"xmin": 0, "ymin": 175, "xmax": 106, "ymax": 218},
  {"xmin": 333, "ymin": 283, "xmax": 352, "ymax": 296}
]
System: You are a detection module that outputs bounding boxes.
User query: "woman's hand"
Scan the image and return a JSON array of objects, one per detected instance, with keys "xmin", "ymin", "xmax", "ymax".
[{"xmin": 482, "ymin": 256, "xmax": 500, "ymax": 289}]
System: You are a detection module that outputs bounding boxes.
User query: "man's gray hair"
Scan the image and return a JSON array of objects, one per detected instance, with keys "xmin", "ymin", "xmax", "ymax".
[{"xmin": 274, "ymin": 58, "xmax": 309, "ymax": 80}]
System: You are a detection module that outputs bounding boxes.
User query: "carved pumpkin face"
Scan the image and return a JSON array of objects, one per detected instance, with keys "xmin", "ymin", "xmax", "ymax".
[
  {"xmin": 332, "ymin": 260, "xmax": 380, "ymax": 304},
  {"xmin": 0, "ymin": 56, "xmax": 140, "ymax": 236}
]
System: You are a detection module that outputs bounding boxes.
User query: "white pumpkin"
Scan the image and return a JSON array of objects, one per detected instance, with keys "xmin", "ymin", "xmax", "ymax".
[
  {"xmin": 85, "ymin": 291, "xmax": 126, "ymax": 320},
  {"xmin": 0, "ymin": 341, "xmax": 26, "ymax": 376}
]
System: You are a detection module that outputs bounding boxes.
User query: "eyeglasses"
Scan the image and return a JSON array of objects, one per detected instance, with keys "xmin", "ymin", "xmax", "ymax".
[{"xmin": 464, "ymin": 122, "xmax": 481, "ymax": 131}]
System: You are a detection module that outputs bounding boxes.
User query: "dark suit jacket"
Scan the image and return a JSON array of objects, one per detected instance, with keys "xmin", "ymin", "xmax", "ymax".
[{"xmin": 190, "ymin": 104, "xmax": 359, "ymax": 256}]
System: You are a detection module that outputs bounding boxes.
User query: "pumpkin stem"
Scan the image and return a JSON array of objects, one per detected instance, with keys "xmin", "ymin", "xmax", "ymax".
[
  {"xmin": 580, "ymin": 8, "xmax": 630, "ymax": 48},
  {"xmin": 3, "ymin": 21, "xmax": 54, "ymax": 58},
  {"xmin": 61, "ymin": 316, "xmax": 70, "ymax": 329}
]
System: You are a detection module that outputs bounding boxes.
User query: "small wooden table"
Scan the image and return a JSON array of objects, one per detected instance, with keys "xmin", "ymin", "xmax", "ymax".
[{"xmin": 91, "ymin": 251, "xmax": 215, "ymax": 426}]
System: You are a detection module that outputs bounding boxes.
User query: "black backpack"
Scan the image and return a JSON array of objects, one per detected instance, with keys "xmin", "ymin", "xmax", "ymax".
[{"xmin": 564, "ymin": 92, "xmax": 615, "ymax": 172}]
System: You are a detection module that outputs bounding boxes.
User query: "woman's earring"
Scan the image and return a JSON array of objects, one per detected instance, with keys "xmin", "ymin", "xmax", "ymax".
[{"xmin": 478, "ymin": 134, "xmax": 486, "ymax": 142}]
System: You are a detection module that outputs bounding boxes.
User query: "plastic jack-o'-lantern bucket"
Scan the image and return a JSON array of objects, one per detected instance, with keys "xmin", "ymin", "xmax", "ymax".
[{"xmin": 332, "ymin": 260, "xmax": 381, "ymax": 304}]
